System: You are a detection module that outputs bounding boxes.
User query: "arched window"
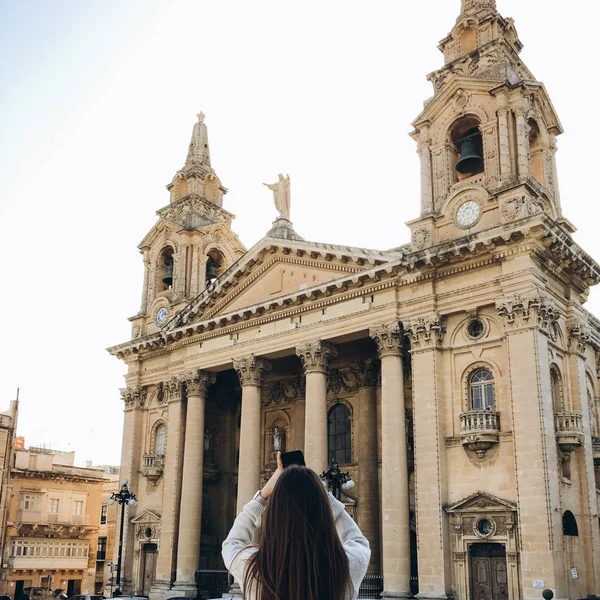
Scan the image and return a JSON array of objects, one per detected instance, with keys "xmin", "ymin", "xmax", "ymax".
[
  {"xmin": 450, "ymin": 117, "xmax": 484, "ymax": 180},
  {"xmin": 328, "ymin": 404, "xmax": 351, "ymax": 465},
  {"xmin": 528, "ymin": 120, "xmax": 545, "ymax": 186},
  {"xmin": 154, "ymin": 424, "xmax": 167, "ymax": 456},
  {"xmin": 157, "ymin": 247, "xmax": 174, "ymax": 293},
  {"xmin": 205, "ymin": 249, "xmax": 226, "ymax": 285},
  {"xmin": 562, "ymin": 510, "xmax": 579, "ymax": 536},
  {"xmin": 469, "ymin": 369, "xmax": 495, "ymax": 410},
  {"xmin": 550, "ymin": 366, "xmax": 563, "ymax": 411}
]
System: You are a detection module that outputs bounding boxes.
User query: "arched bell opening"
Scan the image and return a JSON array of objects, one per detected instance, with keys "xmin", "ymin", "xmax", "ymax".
[
  {"xmin": 205, "ymin": 249, "xmax": 226, "ymax": 285},
  {"xmin": 450, "ymin": 117, "xmax": 485, "ymax": 181},
  {"xmin": 157, "ymin": 247, "xmax": 175, "ymax": 293},
  {"xmin": 528, "ymin": 119, "xmax": 545, "ymax": 186}
]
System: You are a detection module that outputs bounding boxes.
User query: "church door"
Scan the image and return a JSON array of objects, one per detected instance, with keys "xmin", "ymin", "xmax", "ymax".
[
  {"xmin": 469, "ymin": 543, "xmax": 508, "ymax": 600},
  {"xmin": 141, "ymin": 543, "xmax": 158, "ymax": 595}
]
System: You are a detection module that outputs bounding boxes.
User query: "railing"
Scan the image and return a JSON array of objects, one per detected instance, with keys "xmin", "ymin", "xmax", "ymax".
[
  {"xmin": 38, "ymin": 513, "xmax": 90, "ymax": 526},
  {"xmin": 143, "ymin": 454, "xmax": 165, "ymax": 468},
  {"xmin": 17, "ymin": 509, "xmax": 42, "ymax": 523},
  {"xmin": 554, "ymin": 411, "xmax": 583, "ymax": 435},
  {"xmin": 194, "ymin": 570, "xmax": 230, "ymax": 599},
  {"xmin": 460, "ymin": 410, "xmax": 500, "ymax": 434},
  {"xmin": 358, "ymin": 574, "xmax": 383, "ymax": 599}
]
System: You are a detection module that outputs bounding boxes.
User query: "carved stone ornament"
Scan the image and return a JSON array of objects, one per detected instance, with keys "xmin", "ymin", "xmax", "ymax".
[
  {"xmin": 501, "ymin": 196, "xmax": 525, "ymax": 221},
  {"xmin": 461, "ymin": 0, "xmax": 497, "ymax": 15},
  {"xmin": 453, "ymin": 89, "xmax": 470, "ymax": 113},
  {"xmin": 163, "ymin": 377, "xmax": 183, "ymax": 403},
  {"xmin": 156, "ymin": 193, "xmax": 232, "ymax": 231},
  {"xmin": 568, "ymin": 320, "xmax": 592, "ymax": 355},
  {"xmin": 412, "ymin": 228, "xmax": 431, "ymax": 251},
  {"xmin": 233, "ymin": 355, "xmax": 272, "ymax": 387},
  {"xmin": 181, "ymin": 369, "xmax": 216, "ymax": 396},
  {"xmin": 404, "ymin": 313, "xmax": 446, "ymax": 348},
  {"xmin": 296, "ymin": 340, "xmax": 337, "ymax": 374},
  {"xmin": 327, "ymin": 368, "xmax": 358, "ymax": 394},
  {"xmin": 369, "ymin": 323, "xmax": 402, "ymax": 358},
  {"xmin": 120, "ymin": 386, "xmax": 147, "ymax": 409},
  {"xmin": 496, "ymin": 292, "xmax": 560, "ymax": 334},
  {"xmin": 352, "ymin": 359, "xmax": 380, "ymax": 388}
]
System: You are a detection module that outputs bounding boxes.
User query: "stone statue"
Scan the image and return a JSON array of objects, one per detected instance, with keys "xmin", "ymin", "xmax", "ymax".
[
  {"xmin": 264, "ymin": 174, "xmax": 291, "ymax": 219},
  {"xmin": 204, "ymin": 428, "xmax": 212, "ymax": 453},
  {"xmin": 272, "ymin": 426, "xmax": 282, "ymax": 452}
]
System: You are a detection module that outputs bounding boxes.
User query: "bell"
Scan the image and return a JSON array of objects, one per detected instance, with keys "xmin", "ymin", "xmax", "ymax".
[
  {"xmin": 456, "ymin": 129, "xmax": 484, "ymax": 174},
  {"xmin": 162, "ymin": 261, "xmax": 173, "ymax": 286},
  {"xmin": 205, "ymin": 258, "xmax": 219, "ymax": 282}
]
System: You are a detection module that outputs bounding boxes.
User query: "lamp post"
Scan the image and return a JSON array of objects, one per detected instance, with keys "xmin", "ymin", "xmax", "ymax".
[
  {"xmin": 321, "ymin": 460, "xmax": 355, "ymax": 500},
  {"xmin": 108, "ymin": 480, "xmax": 137, "ymax": 597}
]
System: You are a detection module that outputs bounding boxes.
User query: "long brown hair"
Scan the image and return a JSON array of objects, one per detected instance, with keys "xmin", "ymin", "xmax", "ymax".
[{"xmin": 243, "ymin": 466, "xmax": 351, "ymax": 600}]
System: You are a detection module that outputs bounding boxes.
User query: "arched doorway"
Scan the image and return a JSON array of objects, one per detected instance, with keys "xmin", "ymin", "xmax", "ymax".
[{"xmin": 470, "ymin": 543, "xmax": 508, "ymax": 600}]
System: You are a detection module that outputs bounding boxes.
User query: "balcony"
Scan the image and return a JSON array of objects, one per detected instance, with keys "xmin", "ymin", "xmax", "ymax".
[
  {"xmin": 141, "ymin": 454, "xmax": 164, "ymax": 485},
  {"xmin": 554, "ymin": 411, "xmax": 584, "ymax": 453},
  {"xmin": 460, "ymin": 410, "xmax": 500, "ymax": 458},
  {"xmin": 16, "ymin": 510, "xmax": 92, "ymax": 537}
]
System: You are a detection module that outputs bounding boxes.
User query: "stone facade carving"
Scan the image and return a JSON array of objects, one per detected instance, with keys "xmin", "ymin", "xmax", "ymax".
[
  {"xmin": 496, "ymin": 292, "xmax": 560, "ymax": 334},
  {"xmin": 327, "ymin": 368, "xmax": 358, "ymax": 394},
  {"xmin": 157, "ymin": 194, "xmax": 233, "ymax": 230},
  {"xmin": 296, "ymin": 340, "xmax": 337, "ymax": 373},
  {"xmin": 352, "ymin": 359, "xmax": 380, "ymax": 388},
  {"xmin": 369, "ymin": 323, "xmax": 402, "ymax": 358},
  {"xmin": 569, "ymin": 320, "xmax": 592, "ymax": 355},
  {"xmin": 404, "ymin": 313, "xmax": 446, "ymax": 348},
  {"xmin": 412, "ymin": 228, "xmax": 431, "ymax": 251},
  {"xmin": 180, "ymin": 369, "xmax": 216, "ymax": 395},
  {"xmin": 232, "ymin": 355, "xmax": 272, "ymax": 387},
  {"xmin": 162, "ymin": 377, "xmax": 183, "ymax": 403},
  {"xmin": 120, "ymin": 386, "xmax": 147, "ymax": 410}
]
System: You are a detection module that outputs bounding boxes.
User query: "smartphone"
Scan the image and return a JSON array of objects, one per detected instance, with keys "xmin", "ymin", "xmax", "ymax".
[{"xmin": 281, "ymin": 450, "xmax": 306, "ymax": 468}]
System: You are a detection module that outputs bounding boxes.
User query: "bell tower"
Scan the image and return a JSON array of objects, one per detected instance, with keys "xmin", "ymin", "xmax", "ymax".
[
  {"xmin": 130, "ymin": 113, "xmax": 245, "ymax": 339},
  {"xmin": 407, "ymin": 0, "xmax": 569, "ymax": 250}
]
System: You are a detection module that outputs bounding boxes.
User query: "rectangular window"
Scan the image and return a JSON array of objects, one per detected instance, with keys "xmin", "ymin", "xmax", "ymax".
[
  {"xmin": 100, "ymin": 504, "xmax": 108, "ymax": 525},
  {"xmin": 23, "ymin": 495, "xmax": 40, "ymax": 511},
  {"xmin": 97, "ymin": 536, "xmax": 107, "ymax": 560},
  {"xmin": 73, "ymin": 500, "xmax": 84, "ymax": 515},
  {"xmin": 49, "ymin": 498, "xmax": 59, "ymax": 514}
]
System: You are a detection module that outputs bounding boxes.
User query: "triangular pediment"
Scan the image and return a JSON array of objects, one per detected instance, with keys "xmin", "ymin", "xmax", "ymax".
[
  {"xmin": 167, "ymin": 236, "xmax": 399, "ymax": 330},
  {"xmin": 446, "ymin": 490, "xmax": 517, "ymax": 514},
  {"xmin": 130, "ymin": 509, "xmax": 161, "ymax": 524}
]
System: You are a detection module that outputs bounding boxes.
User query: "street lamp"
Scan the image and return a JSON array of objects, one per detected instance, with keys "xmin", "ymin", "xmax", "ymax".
[
  {"xmin": 108, "ymin": 480, "xmax": 137, "ymax": 597},
  {"xmin": 321, "ymin": 460, "xmax": 355, "ymax": 500}
]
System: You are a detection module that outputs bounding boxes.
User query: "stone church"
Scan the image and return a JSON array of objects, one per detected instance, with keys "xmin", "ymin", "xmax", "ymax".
[{"xmin": 108, "ymin": 1, "xmax": 600, "ymax": 598}]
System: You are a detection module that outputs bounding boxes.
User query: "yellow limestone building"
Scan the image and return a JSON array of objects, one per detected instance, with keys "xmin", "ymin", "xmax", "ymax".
[{"xmin": 109, "ymin": 1, "xmax": 600, "ymax": 598}]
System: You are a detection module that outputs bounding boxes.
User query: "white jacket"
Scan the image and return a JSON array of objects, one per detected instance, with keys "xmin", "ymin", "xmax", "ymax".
[{"xmin": 222, "ymin": 493, "xmax": 371, "ymax": 600}]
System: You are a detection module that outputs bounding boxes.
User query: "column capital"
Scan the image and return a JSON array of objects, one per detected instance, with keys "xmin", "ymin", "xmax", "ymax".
[
  {"xmin": 403, "ymin": 313, "xmax": 446, "ymax": 349},
  {"xmin": 496, "ymin": 291, "xmax": 561, "ymax": 335},
  {"xmin": 568, "ymin": 319, "xmax": 592, "ymax": 356},
  {"xmin": 233, "ymin": 355, "xmax": 271, "ymax": 387},
  {"xmin": 180, "ymin": 369, "xmax": 216, "ymax": 396},
  {"xmin": 296, "ymin": 340, "xmax": 337, "ymax": 373},
  {"xmin": 163, "ymin": 377, "xmax": 184, "ymax": 403},
  {"xmin": 120, "ymin": 386, "xmax": 147, "ymax": 411},
  {"xmin": 352, "ymin": 359, "xmax": 380, "ymax": 388},
  {"xmin": 370, "ymin": 323, "xmax": 402, "ymax": 358}
]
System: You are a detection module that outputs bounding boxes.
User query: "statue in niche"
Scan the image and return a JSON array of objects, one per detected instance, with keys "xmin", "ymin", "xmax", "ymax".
[
  {"xmin": 204, "ymin": 428, "xmax": 216, "ymax": 465},
  {"xmin": 272, "ymin": 426, "xmax": 282, "ymax": 452},
  {"xmin": 264, "ymin": 174, "xmax": 291, "ymax": 219}
]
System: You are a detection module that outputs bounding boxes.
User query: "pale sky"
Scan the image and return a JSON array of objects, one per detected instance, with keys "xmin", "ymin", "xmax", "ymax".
[{"xmin": 1, "ymin": 0, "xmax": 599, "ymax": 467}]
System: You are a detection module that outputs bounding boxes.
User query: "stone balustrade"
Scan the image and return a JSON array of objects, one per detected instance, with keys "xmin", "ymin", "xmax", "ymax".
[
  {"xmin": 554, "ymin": 411, "xmax": 584, "ymax": 453},
  {"xmin": 141, "ymin": 453, "xmax": 165, "ymax": 484},
  {"xmin": 460, "ymin": 410, "xmax": 500, "ymax": 458}
]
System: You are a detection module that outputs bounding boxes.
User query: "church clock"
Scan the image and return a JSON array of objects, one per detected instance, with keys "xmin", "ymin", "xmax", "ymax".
[
  {"xmin": 155, "ymin": 307, "xmax": 169, "ymax": 326},
  {"xmin": 455, "ymin": 200, "xmax": 481, "ymax": 229}
]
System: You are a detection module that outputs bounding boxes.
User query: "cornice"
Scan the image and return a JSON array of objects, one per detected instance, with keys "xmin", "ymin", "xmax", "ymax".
[{"xmin": 11, "ymin": 469, "xmax": 106, "ymax": 484}]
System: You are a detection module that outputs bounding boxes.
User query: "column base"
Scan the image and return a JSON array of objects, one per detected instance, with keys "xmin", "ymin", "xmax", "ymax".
[
  {"xmin": 415, "ymin": 594, "xmax": 448, "ymax": 599},
  {"xmin": 381, "ymin": 592, "xmax": 412, "ymax": 598},
  {"xmin": 170, "ymin": 582, "xmax": 197, "ymax": 597},
  {"xmin": 149, "ymin": 580, "xmax": 173, "ymax": 600}
]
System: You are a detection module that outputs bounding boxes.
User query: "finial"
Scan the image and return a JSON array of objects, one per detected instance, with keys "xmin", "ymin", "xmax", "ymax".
[
  {"xmin": 461, "ymin": 0, "xmax": 496, "ymax": 15},
  {"xmin": 196, "ymin": 112, "xmax": 205, "ymax": 123}
]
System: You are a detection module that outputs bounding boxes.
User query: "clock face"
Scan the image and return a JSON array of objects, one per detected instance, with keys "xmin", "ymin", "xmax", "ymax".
[
  {"xmin": 156, "ymin": 307, "xmax": 168, "ymax": 326},
  {"xmin": 456, "ymin": 200, "xmax": 481, "ymax": 229}
]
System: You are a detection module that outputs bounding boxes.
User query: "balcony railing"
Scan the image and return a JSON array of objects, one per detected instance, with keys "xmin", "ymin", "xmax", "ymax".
[
  {"xmin": 141, "ymin": 454, "xmax": 165, "ymax": 485},
  {"xmin": 18, "ymin": 511, "xmax": 90, "ymax": 526},
  {"xmin": 555, "ymin": 411, "xmax": 584, "ymax": 453},
  {"xmin": 142, "ymin": 454, "xmax": 164, "ymax": 468},
  {"xmin": 460, "ymin": 410, "xmax": 500, "ymax": 434},
  {"xmin": 459, "ymin": 410, "xmax": 500, "ymax": 458}
]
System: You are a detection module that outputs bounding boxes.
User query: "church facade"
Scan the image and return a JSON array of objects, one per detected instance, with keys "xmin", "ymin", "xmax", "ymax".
[{"xmin": 108, "ymin": 1, "xmax": 600, "ymax": 598}]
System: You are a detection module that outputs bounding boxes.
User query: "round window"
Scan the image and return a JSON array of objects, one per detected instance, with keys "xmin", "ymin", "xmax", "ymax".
[
  {"xmin": 476, "ymin": 518, "xmax": 494, "ymax": 537},
  {"xmin": 467, "ymin": 318, "xmax": 485, "ymax": 339}
]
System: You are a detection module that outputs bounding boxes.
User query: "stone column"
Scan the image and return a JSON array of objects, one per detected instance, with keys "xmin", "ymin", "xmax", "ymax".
[
  {"xmin": 296, "ymin": 340, "xmax": 337, "ymax": 473},
  {"xmin": 418, "ymin": 126, "xmax": 434, "ymax": 215},
  {"xmin": 233, "ymin": 355, "xmax": 271, "ymax": 512},
  {"xmin": 173, "ymin": 370, "xmax": 216, "ymax": 591},
  {"xmin": 496, "ymin": 292, "xmax": 567, "ymax": 598},
  {"xmin": 568, "ymin": 320, "xmax": 600, "ymax": 591},
  {"xmin": 152, "ymin": 379, "xmax": 185, "ymax": 596},
  {"xmin": 353, "ymin": 359, "xmax": 381, "ymax": 572},
  {"xmin": 118, "ymin": 386, "xmax": 146, "ymax": 594},
  {"xmin": 497, "ymin": 108, "xmax": 511, "ymax": 182},
  {"xmin": 514, "ymin": 107, "xmax": 530, "ymax": 181},
  {"xmin": 140, "ymin": 250, "xmax": 150, "ymax": 314},
  {"xmin": 404, "ymin": 314, "xmax": 450, "ymax": 599},
  {"xmin": 369, "ymin": 324, "xmax": 411, "ymax": 597},
  {"xmin": 549, "ymin": 135, "xmax": 562, "ymax": 214}
]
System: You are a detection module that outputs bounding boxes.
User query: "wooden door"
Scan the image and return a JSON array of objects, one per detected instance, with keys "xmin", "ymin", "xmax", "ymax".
[
  {"xmin": 470, "ymin": 544, "xmax": 509, "ymax": 600},
  {"xmin": 141, "ymin": 543, "xmax": 158, "ymax": 596}
]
